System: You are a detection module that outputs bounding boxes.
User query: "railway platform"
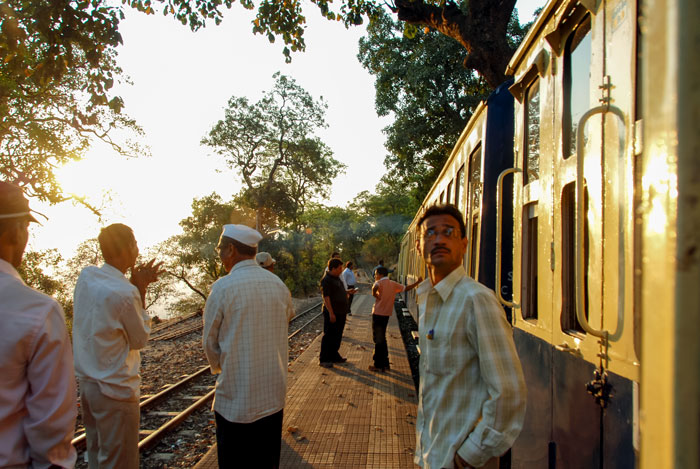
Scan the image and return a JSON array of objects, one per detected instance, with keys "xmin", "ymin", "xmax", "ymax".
[{"xmin": 194, "ymin": 293, "xmax": 419, "ymax": 468}]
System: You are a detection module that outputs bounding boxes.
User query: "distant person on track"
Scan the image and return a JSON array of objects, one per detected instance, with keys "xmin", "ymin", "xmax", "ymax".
[
  {"xmin": 203, "ymin": 224, "xmax": 294, "ymax": 469},
  {"xmin": 414, "ymin": 204, "xmax": 526, "ymax": 469},
  {"xmin": 319, "ymin": 258, "xmax": 351, "ymax": 368},
  {"xmin": 256, "ymin": 251, "xmax": 276, "ymax": 272},
  {"xmin": 369, "ymin": 267, "xmax": 421, "ymax": 373},
  {"xmin": 73, "ymin": 223, "xmax": 164, "ymax": 469},
  {"xmin": 0, "ymin": 181, "xmax": 77, "ymax": 468}
]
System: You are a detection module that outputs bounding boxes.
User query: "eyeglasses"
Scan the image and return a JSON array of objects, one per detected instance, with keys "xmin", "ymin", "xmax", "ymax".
[{"xmin": 422, "ymin": 226, "xmax": 460, "ymax": 241}]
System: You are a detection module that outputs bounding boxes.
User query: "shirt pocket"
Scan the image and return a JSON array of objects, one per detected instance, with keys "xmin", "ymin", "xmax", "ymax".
[{"xmin": 424, "ymin": 332, "xmax": 454, "ymax": 376}]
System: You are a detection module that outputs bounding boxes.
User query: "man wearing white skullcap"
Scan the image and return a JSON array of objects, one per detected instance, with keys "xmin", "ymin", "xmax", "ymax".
[
  {"xmin": 256, "ymin": 252, "xmax": 276, "ymax": 272},
  {"xmin": 203, "ymin": 224, "xmax": 294, "ymax": 468}
]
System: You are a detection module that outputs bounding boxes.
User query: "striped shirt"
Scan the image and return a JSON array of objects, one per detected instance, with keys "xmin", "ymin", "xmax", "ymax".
[
  {"xmin": 414, "ymin": 267, "xmax": 526, "ymax": 469},
  {"xmin": 203, "ymin": 259, "xmax": 294, "ymax": 423}
]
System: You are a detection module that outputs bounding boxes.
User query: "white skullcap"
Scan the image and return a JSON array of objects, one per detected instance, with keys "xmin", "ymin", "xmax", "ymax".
[
  {"xmin": 256, "ymin": 252, "xmax": 276, "ymax": 267},
  {"xmin": 221, "ymin": 224, "xmax": 262, "ymax": 247}
]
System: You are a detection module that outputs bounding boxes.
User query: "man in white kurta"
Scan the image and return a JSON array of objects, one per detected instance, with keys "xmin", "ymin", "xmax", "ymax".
[
  {"xmin": 203, "ymin": 224, "xmax": 294, "ymax": 468},
  {"xmin": 0, "ymin": 181, "xmax": 77, "ymax": 469},
  {"xmin": 73, "ymin": 223, "xmax": 162, "ymax": 469}
]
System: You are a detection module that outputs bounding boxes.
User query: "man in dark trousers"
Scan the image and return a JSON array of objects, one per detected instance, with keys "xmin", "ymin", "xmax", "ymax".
[{"xmin": 319, "ymin": 258, "xmax": 350, "ymax": 368}]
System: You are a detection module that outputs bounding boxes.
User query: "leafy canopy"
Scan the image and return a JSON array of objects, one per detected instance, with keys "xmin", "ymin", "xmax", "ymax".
[{"xmin": 202, "ymin": 72, "xmax": 345, "ymax": 232}]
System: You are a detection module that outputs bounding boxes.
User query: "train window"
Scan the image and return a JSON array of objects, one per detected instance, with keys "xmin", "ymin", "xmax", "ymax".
[
  {"xmin": 524, "ymin": 80, "xmax": 541, "ymax": 184},
  {"xmin": 521, "ymin": 202, "xmax": 538, "ymax": 320},
  {"xmin": 455, "ymin": 165, "xmax": 464, "ymax": 211},
  {"xmin": 439, "ymin": 191, "xmax": 445, "ymax": 204},
  {"xmin": 563, "ymin": 16, "xmax": 592, "ymax": 160},
  {"xmin": 446, "ymin": 180, "xmax": 453, "ymax": 205},
  {"xmin": 560, "ymin": 182, "xmax": 589, "ymax": 333}
]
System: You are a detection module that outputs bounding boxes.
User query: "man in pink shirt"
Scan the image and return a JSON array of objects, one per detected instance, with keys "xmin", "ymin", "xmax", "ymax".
[{"xmin": 369, "ymin": 267, "xmax": 421, "ymax": 372}]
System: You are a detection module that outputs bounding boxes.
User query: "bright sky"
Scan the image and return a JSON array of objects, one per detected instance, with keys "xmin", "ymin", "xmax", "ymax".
[{"xmin": 29, "ymin": 1, "xmax": 544, "ymax": 259}]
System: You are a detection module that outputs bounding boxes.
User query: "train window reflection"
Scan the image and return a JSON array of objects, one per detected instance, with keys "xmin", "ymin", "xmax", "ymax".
[
  {"xmin": 564, "ymin": 16, "xmax": 592, "ymax": 160},
  {"xmin": 521, "ymin": 202, "xmax": 538, "ymax": 320},
  {"xmin": 561, "ymin": 182, "xmax": 589, "ymax": 333},
  {"xmin": 525, "ymin": 80, "xmax": 541, "ymax": 184}
]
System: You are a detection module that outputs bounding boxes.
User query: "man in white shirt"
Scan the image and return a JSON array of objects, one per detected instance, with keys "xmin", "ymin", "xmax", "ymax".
[
  {"xmin": 203, "ymin": 224, "xmax": 294, "ymax": 468},
  {"xmin": 340, "ymin": 261, "xmax": 358, "ymax": 309},
  {"xmin": 73, "ymin": 223, "xmax": 163, "ymax": 469},
  {"xmin": 414, "ymin": 204, "xmax": 526, "ymax": 469},
  {"xmin": 0, "ymin": 181, "xmax": 77, "ymax": 469}
]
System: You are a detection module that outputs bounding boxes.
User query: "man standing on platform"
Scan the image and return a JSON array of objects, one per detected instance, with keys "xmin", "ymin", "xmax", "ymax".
[
  {"xmin": 203, "ymin": 224, "xmax": 294, "ymax": 469},
  {"xmin": 341, "ymin": 261, "xmax": 358, "ymax": 309},
  {"xmin": 0, "ymin": 181, "xmax": 77, "ymax": 469},
  {"xmin": 319, "ymin": 258, "xmax": 350, "ymax": 368},
  {"xmin": 73, "ymin": 223, "xmax": 163, "ymax": 469},
  {"xmin": 369, "ymin": 266, "xmax": 421, "ymax": 372},
  {"xmin": 414, "ymin": 205, "xmax": 526, "ymax": 469}
]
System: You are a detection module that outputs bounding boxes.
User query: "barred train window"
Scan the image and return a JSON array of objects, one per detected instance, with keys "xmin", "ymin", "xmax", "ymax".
[
  {"xmin": 521, "ymin": 203, "xmax": 538, "ymax": 320},
  {"xmin": 561, "ymin": 182, "xmax": 589, "ymax": 332},
  {"xmin": 564, "ymin": 16, "xmax": 592, "ymax": 160},
  {"xmin": 524, "ymin": 80, "xmax": 541, "ymax": 184},
  {"xmin": 467, "ymin": 146, "xmax": 482, "ymax": 277}
]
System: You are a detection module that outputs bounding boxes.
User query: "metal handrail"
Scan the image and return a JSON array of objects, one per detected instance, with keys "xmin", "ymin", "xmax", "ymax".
[
  {"xmin": 496, "ymin": 167, "xmax": 521, "ymax": 310},
  {"xmin": 575, "ymin": 104, "xmax": 627, "ymax": 339}
]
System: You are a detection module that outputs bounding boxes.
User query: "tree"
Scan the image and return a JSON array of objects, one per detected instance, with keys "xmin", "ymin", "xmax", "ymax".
[
  {"xmin": 202, "ymin": 72, "xmax": 344, "ymax": 233},
  {"xmin": 0, "ymin": 0, "xmax": 144, "ymax": 205},
  {"xmin": 358, "ymin": 10, "xmax": 492, "ymax": 201},
  {"xmin": 147, "ymin": 0, "xmax": 523, "ymax": 88}
]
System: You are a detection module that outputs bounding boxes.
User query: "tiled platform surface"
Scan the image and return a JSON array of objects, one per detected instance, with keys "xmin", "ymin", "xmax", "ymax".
[{"xmin": 194, "ymin": 293, "xmax": 419, "ymax": 468}]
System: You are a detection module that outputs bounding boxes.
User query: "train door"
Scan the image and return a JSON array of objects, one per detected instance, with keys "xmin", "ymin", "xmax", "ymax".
[
  {"xmin": 509, "ymin": 51, "xmax": 557, "ymax": 468},
  {"xmin": 551, "ymin": 0, "xmax": 639, "ymax": 466},
  {"xmin": 508, "ymin": 0, "xmax": 639, "ymax": 467}
]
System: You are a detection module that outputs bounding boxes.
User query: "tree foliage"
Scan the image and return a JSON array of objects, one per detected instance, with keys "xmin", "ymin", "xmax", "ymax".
[
  {"xmin": 202, "ymin": 73, "xmax": 345, "ymax": 232},
  {"xmin": 358, "ymin": 10, "xmax": 491, "ymax": 202},
  {"xmin": 0, "ymin": 0, "xmax": 145, "ymax": 204}
]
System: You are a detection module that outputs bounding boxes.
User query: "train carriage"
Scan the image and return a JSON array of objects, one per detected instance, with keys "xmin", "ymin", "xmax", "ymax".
[{"xmin": 397, "ymin": 0, "xmax": 700, "ymax": 465}]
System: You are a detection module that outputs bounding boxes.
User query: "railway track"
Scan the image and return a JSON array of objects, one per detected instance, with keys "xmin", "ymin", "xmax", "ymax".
[{"xmin": 72, "ymin": 299, "xmax": 325, "ymax": 464}]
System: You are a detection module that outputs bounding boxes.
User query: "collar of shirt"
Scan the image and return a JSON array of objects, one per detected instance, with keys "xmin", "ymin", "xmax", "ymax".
[
  {"xmin": 229, "ymin": 258, "xmax": 258, "ymax": 273},
  {"xmin": 0, "ymin": 258, "xmax": 22, "ymax": 282},
  {"xmin": 415, "ymin": 266, "xmax": 466, "ymax": 301},
  {"xmin": 100, "ymin": 262, "xmax": 127, "ymax": 280}
]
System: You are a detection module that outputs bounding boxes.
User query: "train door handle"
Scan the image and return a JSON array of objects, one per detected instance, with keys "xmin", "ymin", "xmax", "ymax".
[
  {"xmin": 575, "ymin": 104, "xmax": 628, "ymax": 340},
  {"xmin": 496, "ymin": 167, "xmax": 521, "ymax": 311}
]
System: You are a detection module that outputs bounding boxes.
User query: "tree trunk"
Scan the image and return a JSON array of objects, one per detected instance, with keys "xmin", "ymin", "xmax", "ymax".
[{"xmin": 393, "ymin": 0, "xmax": 517, "ymax": 88}]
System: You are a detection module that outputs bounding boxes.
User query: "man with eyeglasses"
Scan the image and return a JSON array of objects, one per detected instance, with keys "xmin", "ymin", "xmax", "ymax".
[
  {"xmin": 203, "ymin": 224, "xmax": 294, "ymax": 468},
  {"xmin": 413, "ymin": 204, "xmax": 526, "ymax": 469}
]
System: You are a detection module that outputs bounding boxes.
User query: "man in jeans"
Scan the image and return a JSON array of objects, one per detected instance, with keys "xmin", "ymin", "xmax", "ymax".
[{"xmin": 369, "ymin": 267, "xmax": 421, "ymax": 372}]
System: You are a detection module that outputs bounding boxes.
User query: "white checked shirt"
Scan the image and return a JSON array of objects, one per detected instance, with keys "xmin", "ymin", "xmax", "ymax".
[
  {"xmin": 0, "ymin": 259, "xmax": 77, "ymax": 469},
  {"xmin": 73, "ymin": 263, "xmax": 151, "ymax": 401},
  {"xmin": 414, "ymin": 267, "xmax": 526, "ymax": 469},
  {"xmin": 203, "ymin": 259, "xmax": 295, "ymax": 423}
]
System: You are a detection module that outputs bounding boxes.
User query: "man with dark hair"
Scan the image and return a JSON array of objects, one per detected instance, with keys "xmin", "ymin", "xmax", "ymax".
[
  {"xmin": 204, "ymin": 224, "xmax": 294, "ymax": 468},
  {"xmin": 369, "ymin": 267, "xmax": 421, "ymax": 372},
  {"xmin": 319, "ymin": 257, "xmax": 350, "ymax": 368},
  {"xmin": 414, "ymin": 204, "xmax": 526, "ymax": 469},
  {"xmin": 0, "ymin": 181, "xmax": 77, "ymax": 468},
  {"xmin": 73, "ymin": 223, "xmax": 163, "ymax": 469}
]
